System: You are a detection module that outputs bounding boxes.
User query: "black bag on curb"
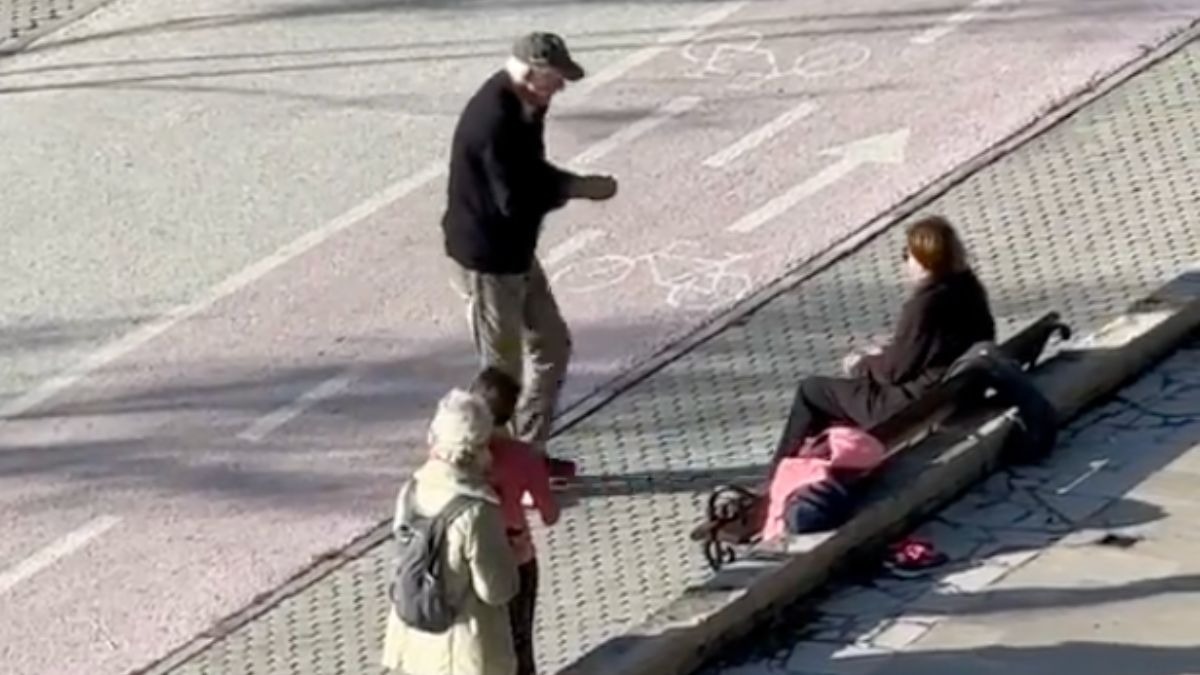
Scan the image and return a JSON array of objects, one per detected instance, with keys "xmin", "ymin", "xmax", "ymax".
[
  {"xmin": 783, "ymin": 476, "xmax": 856, "ymax": 534},
  {"xmin": 946, "ymin": 342, "xmax": 1059, "ymax": 464},
  {"xmin": 388, "ymin": 481, "xmax": 476, "ymax": 633}
]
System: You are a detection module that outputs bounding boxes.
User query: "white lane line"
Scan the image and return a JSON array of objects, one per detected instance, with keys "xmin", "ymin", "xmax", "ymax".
[
  {"xmin": 571, "ymin": 96, "xmax": 704, "ymax": 166},
  {"xmin": 543, "ymin": 229, "xmax": 605, "ymax": 267},
  {"xmin": 569, "ymin": 0, "xmax": 750, "ymax": 99},
  {"xmin": 0, "ymin": 516, "xmax": 121, "ymax": 596},
  {"xmin": 238, "ymin": 371, "xmax": 357, "ymax": 443},
  {"xmin": 0, "ymin": 3, "xmax": 746, "ymax": 424},
  {"xmin": 911, "ymin": 0, "xmax": 1007, "ymax": 45},
  {"xmin": 727, "ymin": 128, "xmax": 910, "ymax": 234},
  {"xmin": 703, "ymin": 101, "xmax": 820, "ymax": 168},
  {"xmin": 0, "ymin": 160, "xmax": 443, "ymax": 423}
]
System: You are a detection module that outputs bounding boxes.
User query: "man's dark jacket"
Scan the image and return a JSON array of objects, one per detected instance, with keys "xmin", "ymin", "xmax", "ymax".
[{"xmin": 442, "ymin": 70, "xmax": 574, "ymax": 275}]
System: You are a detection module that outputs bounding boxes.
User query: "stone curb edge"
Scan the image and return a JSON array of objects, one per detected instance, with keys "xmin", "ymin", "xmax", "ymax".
[
  {"xmin": 129, "ymin": 18, "xmax": 1200, "ymax": 675},
  {"xmin": 557, "ymin": 272, "xmax": 1200, "ymax": 675}
]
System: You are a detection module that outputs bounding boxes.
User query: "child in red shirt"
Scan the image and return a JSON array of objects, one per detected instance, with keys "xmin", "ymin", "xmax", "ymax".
[{"xmin": 470, "ymin": 367, "xmax": 560, "ymax": 675}]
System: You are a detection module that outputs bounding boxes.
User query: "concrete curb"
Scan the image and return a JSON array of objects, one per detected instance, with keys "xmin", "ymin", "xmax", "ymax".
[{"xmin": 557, "ymin": 269, "xmax": 1200, "ymax": 675}]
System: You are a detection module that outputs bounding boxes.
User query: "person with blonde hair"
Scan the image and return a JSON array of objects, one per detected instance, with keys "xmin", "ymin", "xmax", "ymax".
[
  {"xmin": 771, "ymin": 216, "xmax": 996, "ymax": 467},
  {"xmin": 382, "ymin": 389, "xmax": 520, "ymax": 675}
]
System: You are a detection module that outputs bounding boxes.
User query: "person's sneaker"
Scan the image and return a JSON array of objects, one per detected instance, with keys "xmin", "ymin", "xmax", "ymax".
[{"xmin": 883, "ymin": 537, "xmax": 947, "ymax": 578}]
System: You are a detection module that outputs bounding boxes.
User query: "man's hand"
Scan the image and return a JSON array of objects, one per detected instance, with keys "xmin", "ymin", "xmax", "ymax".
[{"xmin": 568, "ymin": 174, "xmax": 618, "ymax": 201}]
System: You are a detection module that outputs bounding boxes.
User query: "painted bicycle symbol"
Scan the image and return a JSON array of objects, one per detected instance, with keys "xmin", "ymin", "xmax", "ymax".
[
  {"xmin": 680, "ymin": 29, "xmax": 871, "ymax": 90},
  {"xmin": 552, "ymin": 241, "xmax": 761, "ymax": 311}
]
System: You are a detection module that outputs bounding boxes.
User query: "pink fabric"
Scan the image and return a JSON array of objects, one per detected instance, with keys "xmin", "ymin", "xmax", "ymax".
[
  {"xmin": 760, "ymin": 426, "xmax": 886, "ymax": 541},
  {"xmin": 487, "ymin": 437, "xmax": 560, "ymax": 564}
]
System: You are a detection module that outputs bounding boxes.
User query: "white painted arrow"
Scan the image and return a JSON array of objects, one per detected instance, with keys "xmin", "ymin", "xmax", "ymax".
[
  {"xmin": 911, "ymin": 0, "xmax": 1007, "ymax": 46},
  {"xmin": 726, "ymin": 128, "xmax": 910, "ymax": 234},
  {"xmin": 1056, "ymin": 458, "xmax": 1110, "ymax": 495}
]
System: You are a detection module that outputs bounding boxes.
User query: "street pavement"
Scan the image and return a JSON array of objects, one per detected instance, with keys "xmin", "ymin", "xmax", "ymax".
[
  {"xmin": 1, "ymin": 1, "xmax": 1199, "ymax": 674},
  {"xmin": 704, "ymin": 340, "xmax": 1200, "ymax": 675},
  {"xmin": 137, "ymin": 24, "xmax": 1200, "ymax": 675}
]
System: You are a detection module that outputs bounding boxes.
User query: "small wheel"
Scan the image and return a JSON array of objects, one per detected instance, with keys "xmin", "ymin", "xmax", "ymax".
[
  {"xmin": 704, "ymin": 538, "xmax": 738, "ymax": 572},
  {"xmin": 791, "ymin": 41, "xmax": 872, "ymax": 79},
  {"xmin": 668, "ymin": 273, "xmax": 752, "ymax": 311},
  {"xmin": 552, "ymin": 255, "xmax": 635, "ymax": 293}
]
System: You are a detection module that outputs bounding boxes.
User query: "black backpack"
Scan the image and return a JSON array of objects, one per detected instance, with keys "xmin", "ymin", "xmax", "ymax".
[{"xmin": 388, "ymin": 481, "xmax": 477, "ymax": 633}]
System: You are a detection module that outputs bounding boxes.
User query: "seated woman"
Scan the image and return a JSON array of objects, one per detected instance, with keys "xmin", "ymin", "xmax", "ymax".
[{"xmin": 771, "ymin": 215, "xmax": 996, "ymax": 468}]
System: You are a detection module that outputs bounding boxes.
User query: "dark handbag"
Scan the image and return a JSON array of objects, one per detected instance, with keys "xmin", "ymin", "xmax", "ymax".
[
  {"xmin": 782, "ymin": 477, "xmax": 854, "ymax": 534},
  {"xmin": 689, "ymin": 484, "xmax": 766, "ymax": 570}
]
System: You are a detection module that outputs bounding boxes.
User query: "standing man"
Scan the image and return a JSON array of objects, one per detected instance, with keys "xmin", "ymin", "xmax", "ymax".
[{"xmin": 442, "ymin": 32, "xmax": 617, "ymax": 473}]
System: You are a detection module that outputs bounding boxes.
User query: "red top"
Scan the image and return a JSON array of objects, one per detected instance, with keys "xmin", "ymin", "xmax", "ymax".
[{"xmin": 487, "ymin": 436, "xmax": 560, "ymax": 563}]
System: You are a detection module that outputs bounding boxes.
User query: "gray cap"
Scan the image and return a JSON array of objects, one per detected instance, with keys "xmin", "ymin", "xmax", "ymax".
[{"xmin": 512, "ymin": 32, "xmax": 585, "ymax": 81}]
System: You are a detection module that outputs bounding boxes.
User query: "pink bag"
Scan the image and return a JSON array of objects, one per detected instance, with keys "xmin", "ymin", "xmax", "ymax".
[{"xmin": 760, "ymin": 426, "xmax": 886, "ymax": 541}]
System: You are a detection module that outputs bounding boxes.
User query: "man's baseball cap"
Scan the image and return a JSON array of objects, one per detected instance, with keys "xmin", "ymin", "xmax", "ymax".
[{"xmin": 512, "ymin": 32, "xmax": 585, "ymax": 81}]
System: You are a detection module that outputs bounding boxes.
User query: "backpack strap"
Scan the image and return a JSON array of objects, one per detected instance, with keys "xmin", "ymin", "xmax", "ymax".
[
  {"xmin": 396, "ymin": 481, "xmax": 478, "ymax": 540},
  {"xmin": 424, "ymin": 494, "xmax": 480, "ymax": 554},
  {"xmin": 431, "ymin": 494, "xmax": 478, "ymax": 530},
  {"xmin": 401, "ymin": 481, "xmax": 418, "ymax": 519},
  {"xmin": 400, "ymin": 481, "xmax": 476, "ymax": 527}
]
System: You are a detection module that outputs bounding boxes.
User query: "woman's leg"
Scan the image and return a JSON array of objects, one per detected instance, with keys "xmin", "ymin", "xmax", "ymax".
[
  {"xmin": 772, "ymin": 374, "xmax": 918, "ymax": 468},
  {"xmin": 771, "ymin": 376, "xmax": 845, "ymax": 466}
]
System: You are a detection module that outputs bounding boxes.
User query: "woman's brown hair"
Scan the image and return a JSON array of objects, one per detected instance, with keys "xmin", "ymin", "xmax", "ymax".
[{"xmin": 906, "ymin": 215, "xmax": 967, "ymax": 279}]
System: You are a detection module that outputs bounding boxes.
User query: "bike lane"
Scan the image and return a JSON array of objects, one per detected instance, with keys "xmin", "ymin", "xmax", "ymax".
[{"xmin": 538, "ymin": 0, "xmax": 1196, "ymax": 401}]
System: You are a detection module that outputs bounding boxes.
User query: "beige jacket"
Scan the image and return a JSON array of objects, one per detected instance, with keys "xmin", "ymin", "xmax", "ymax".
[{"xmin": 381, "ymin": 459, "xmax": 519, "ymax": 675}]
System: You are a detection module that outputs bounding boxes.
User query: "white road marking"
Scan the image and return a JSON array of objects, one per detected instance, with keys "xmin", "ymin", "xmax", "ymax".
[
  {"xmin": 0, "ymin": 516, "xmax": 121, "ymax": 596},
  {"xmin": 571, "ymin": 96, "xmax": 704, "ymax": 166},
  {"xmin": 238, "ymin": 371, "xmax": 357, "ymax": 443},
  {"xmin": 0, "ymin": 161, "xmax": 444, "ymax": 423},
  {"xmin": 568, "ymin": 1, "xmax": 750, "ymax": 99},
  {"xmin": 727, "ymin": 128, "xmax": 910, "ymax": 234},
  {"xmin": 0, "ymin": 4, "xmax": 746, "ymax": 424},
  {"xmin": 911, "ymin": 0, "xmax": 1007, "ymax": 45},
  {"xmin": 703, "ymin": 100, "xmax": 820, "ymax": 168},
  {"xmin": 544, "ymin": 229, "xmax": 606, "ymax": 267},
  {"xmin": 1056, "ymin": 459, "xmax": 1110, "ymax": 495}
]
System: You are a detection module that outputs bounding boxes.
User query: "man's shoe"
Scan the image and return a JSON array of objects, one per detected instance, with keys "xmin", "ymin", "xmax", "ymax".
[{"xmin": 546, "ymin": 457, "xmax": 578, "ymax": 487}]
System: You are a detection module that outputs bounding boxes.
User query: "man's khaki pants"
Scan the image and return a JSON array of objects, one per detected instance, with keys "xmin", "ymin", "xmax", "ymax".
[{"xmin": 450, "ymin": 259, "xmax": 571, "ymax": 447}]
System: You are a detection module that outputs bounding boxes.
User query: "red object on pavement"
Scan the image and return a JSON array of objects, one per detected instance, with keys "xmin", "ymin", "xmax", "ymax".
[{"xmin": 885, "ymin": 537, "xmax": 948, "ymax": 577}]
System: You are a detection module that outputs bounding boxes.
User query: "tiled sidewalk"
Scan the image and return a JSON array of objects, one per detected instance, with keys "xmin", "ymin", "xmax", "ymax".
[
  {"xmin": 0, "ymin": 0, "xmax": 111, "ymax": 54},
  {"xmin": 153, "ymin": 34, "xmax": 1200, "ymax": 675}
]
